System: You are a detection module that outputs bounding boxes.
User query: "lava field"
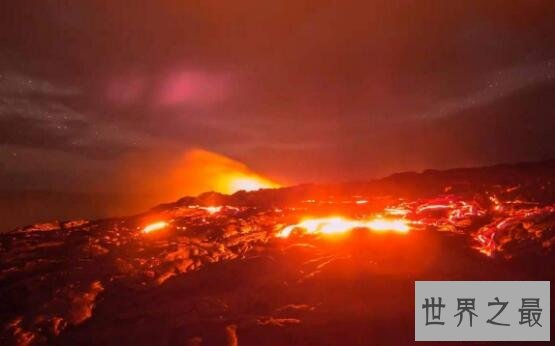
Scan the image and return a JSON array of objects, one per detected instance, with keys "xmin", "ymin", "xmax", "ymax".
[{"xmin": 1, "ymin": 161, "xmax": 554, "ymax": 345}]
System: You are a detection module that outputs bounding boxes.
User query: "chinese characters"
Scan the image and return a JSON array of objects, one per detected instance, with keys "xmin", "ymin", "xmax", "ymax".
[{"xmin": 421, "ymin": 296, "xmax": 543, "ymax": 327}]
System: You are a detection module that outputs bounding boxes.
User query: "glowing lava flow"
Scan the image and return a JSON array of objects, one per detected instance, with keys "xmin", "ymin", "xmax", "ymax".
[
  {"xmin": 143, "ymin": 221, "xmax": 169, "ymax": 234},
  {"xmin": 200, "ymin": 206, "xmax": 222, "ymax": 214},
  {"xmin": 276, "ymin": 216, "xmax": 410, "ymax": 238},
  {"xmin": 226, "ymin": 175, "xmax": 278, "ymax": 192}
]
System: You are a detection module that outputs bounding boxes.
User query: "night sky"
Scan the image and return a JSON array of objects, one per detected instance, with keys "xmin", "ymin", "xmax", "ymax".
[{"xmin": 1, "ymin": 1, "xmax": 555, "ymax": 227}]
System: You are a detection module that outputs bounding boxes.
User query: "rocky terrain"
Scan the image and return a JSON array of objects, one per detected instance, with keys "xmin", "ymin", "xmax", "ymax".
[{"xmin": 1, "ymin": 161, "xmax": 554, "ymax": 345}]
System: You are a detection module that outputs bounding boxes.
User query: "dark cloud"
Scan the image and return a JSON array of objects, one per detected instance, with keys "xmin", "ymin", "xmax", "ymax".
[
  {"xmin": 0, "ymin": 113, "xmax": 137, "ymax": 159},
  {"xmin": 0, "ymin": 0, "xmax": 554, "ymax": 192},
  {"xmin": 240, "ymin": 79, "xmax": 555, "ymax": 182}
]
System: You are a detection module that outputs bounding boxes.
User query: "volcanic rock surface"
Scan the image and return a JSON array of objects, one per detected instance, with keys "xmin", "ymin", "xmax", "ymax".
[{"xmin": 1, "ymin": 161, "xmax": 554, "ymax": 345}]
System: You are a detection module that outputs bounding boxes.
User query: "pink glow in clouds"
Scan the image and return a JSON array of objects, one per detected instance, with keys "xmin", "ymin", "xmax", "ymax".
[
  {"xmin": 106, "ymin": 69, "xmax": 230, "ymax": 109},
  {"xmin": 157, "ymin": 70, "xmax": 229, "ymax": 108}
]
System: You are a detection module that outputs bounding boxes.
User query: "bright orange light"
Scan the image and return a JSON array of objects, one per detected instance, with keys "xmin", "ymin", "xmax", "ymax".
[
  {"xmin": 142, "ymin": 221, "xmax": 168, "ymax": 234},
  {"xmin": 228, "ymin": 177, "xmax": 276, "ymax": 192},
  {"xmin": 170, "ymin": 149, "xmax": 280, "ymax": 195},
  {"xmin": 385, "ymin": 207, "xmax": 411, "ymax": 216},
  {"xmin": 200, "ymin": 206, "xmax": 222, "ymax": 214},
  {"xmin": 276, "ymin": 216, "xmax": 410, "ymax": 238},
  {"xmin": 366, "ymin": 219, "xmax": 410, "ymax": 232}
]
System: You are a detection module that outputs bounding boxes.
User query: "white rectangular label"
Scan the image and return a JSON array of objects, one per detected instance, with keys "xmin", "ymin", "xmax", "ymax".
[{"xmin": 415, "ymin": 281, "xmax": 550, "ymax": 341}]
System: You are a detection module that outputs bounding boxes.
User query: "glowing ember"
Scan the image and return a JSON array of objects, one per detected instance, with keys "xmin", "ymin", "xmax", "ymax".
[
  {"xmin": 366, "ymin": 218, "xmax": 411, "ymax": 232},
  {"xmin": 276, "ymin": 216, "xmax": 410, "ymax": 238},
  {"xmin": 200, "ymin": 206, "xmax": 222, "ymax": 214},
  {"xmin": 474, "ymin": 232, "xmax": 496, "ymax": 257},
  {"xmin": 142, "ymin": 221, "xmax": 169, "ymax": 234},
  {"xmin": 227, "ymin": 175, "xmax": 278, "ymax": 192},
  {"xmin": 385, "ymin": 207, "xmax": 411, "ymax": 216}
]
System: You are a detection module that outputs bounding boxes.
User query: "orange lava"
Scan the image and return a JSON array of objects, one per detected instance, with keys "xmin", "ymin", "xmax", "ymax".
[
  {"xmin": 142, "ymin": 221, "xmax": 169, "ymax": 234},
  {"xmin": 276, "ymin": 216, "xmax": 410, "ymax": 238},
  {"xmin": 172, "ymin": 149, "xmax": 280, "ymax": 195},
  {"xmin": 225, "ymin": 175, "xmax": 278, "ymax": 193},
  {"xmin": 200, "ymin": 206, "xmax": 222, "ymax": 214}
]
